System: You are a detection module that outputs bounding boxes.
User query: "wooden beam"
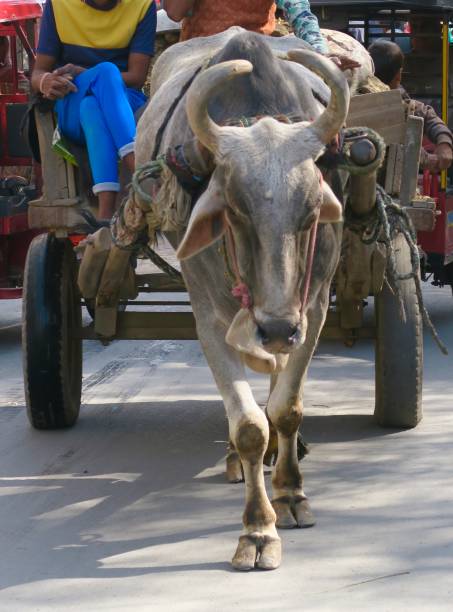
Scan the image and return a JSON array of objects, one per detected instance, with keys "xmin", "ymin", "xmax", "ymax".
[
  {"xmin": 399, "ymin": 115, "xmax": 424, "ymax": 207},
  {"xmin": 347, "ymin": 90, "xmax": 407, "ymax": 145},
  {"xmin": 82, "ymin": 310, "xmax": 197, "ymax": 340},
  {"xmin": 80, "ymin": 309, "xmax": 375, "ymax": 342}
]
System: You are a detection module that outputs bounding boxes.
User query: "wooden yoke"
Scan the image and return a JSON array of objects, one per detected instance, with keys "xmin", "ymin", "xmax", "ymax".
[
  {"xmin": 346, "ymin": 89, "xmax": 407, "ymax": 217},
  {"xmin": 337, "ymin": 89, "xmax": 431, "ymax": 332},
  {"xmin": 347, "ymin": 89, "xmax": 435, "ymax": 230}
]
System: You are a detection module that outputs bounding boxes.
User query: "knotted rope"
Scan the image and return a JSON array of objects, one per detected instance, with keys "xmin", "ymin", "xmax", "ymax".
[{"xmin": 345, "ymin": 184, "xmax": 448, "ymax": 355}]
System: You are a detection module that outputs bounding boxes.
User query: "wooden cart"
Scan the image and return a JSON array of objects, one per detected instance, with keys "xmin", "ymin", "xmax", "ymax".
[{"xmin": 22, "ymin": 27, "xmax": 435, "ymax": 432}]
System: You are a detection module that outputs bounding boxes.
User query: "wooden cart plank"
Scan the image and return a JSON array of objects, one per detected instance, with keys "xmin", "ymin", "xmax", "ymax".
[
  {"xmin": 347, "ymin": 90, "xmax": 407, "ymax": 145},
  {"xmin": 80, "ymin": 309, "xmax": 375, "ymax": 341}
]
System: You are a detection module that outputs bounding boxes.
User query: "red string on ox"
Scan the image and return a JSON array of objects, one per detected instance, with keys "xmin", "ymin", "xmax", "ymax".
[
  {"xmin": 226, "ymin": 162, "xmax": 324, "ymax": 314},
  {"xmin": 226, "ymin": 218, "xmax": 319, "ymax": 315},
  {"xmin": 231, "ymin": 282, "xmax": 252, "ymax": 309},
  {"xmin": 300, "ymin": 167, "xmax": 323, "ymax": 315},
  {"xmin": 299, "ymin": 216, "xmax": 319, "ymax": 316},
  {"xmin": 226, "ymin": 224, "xmax": 253, "ymax": 309}
]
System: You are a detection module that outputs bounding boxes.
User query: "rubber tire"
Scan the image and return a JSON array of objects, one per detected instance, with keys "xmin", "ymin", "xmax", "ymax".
[
  {"xmin": 22, "ymin": 234, "xmax": 82, "ymax": 429},
  {"xmin": 374, "ymin": 233, "xmax": 423, "ymax": 428}
]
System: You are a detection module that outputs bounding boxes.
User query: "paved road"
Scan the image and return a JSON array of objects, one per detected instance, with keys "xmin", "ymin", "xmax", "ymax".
[{"xmin": 0, "ymin": 283, "xmax": 452, "ymax": 611}]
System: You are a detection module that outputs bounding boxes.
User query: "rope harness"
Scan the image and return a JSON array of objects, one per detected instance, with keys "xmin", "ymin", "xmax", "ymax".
[
  {"xmin": 223, "ymin": 169, "xmax": 322, "ymax": 323},
  {"xmin": 345, "ymin": 184, "xmax": 448, "ymax": 355},
  {"xmin": 224, "ymin": 218, "xmax": 319, "ymax": 322}
]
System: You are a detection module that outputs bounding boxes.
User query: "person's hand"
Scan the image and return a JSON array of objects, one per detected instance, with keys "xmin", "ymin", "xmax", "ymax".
[
  {"xmin": 329, "ymin": 54, "xmax": 361, "ymax": 72},
  {"xmin": 40, "ymin": 72, "xmax": 77, "ymax": 100},
  {"xmin": 434, "ymin": 143, "xmax": 453, "ymax": 170},
  {"xmin": 422, "ymin": 153, "xmax": 440, "ymax": 173},
  {"xmin": 53, "ymin": 63, "xmax": 85, "ymax": 79}
]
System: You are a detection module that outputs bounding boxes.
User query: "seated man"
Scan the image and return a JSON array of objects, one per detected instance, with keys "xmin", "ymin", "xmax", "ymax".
[
  {"xmin": 368, "ymin": 39, "xmax": 453, "ymax": 173},
  {"xmin": 31, "ymin": 0, "xmax": 157, "ymax": 220},
  {"xmin": 164, "ymin": 0, "xmax": 358, "ymax": 69}
]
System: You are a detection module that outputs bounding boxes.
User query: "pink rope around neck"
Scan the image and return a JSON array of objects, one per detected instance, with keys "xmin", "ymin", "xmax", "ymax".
[
  {"xmin": 300, "ymin": 217, "xmax": 319, "ymax": 315},
  {"xmin": 226, "ymin": 224, "xmax": 253, "ymax": 309}
]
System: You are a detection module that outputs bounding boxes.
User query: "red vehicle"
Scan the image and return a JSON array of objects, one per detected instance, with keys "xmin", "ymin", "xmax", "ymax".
[
  {"xmin": 0, "ymin": 0, "xmax": 42, "ymax": 299},
  {"xmin": 419, "ymin": 168, "xmax": 453, "ymax": 291}
]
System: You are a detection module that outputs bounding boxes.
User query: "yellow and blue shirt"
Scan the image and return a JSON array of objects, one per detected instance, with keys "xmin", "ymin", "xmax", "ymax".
[{"xmin": 37, "ymin": 0, "xmax": 156, "ymax": 71}]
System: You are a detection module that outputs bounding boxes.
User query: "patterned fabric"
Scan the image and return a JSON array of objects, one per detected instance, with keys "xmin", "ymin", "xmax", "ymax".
[
  {"xmin": 276, "ymin": 0, "xmax": 328, "ymax": 54},
  {"xmin": 181, "ymin": 0, "xmax": 276, "ymax": 41},
  {"xmin": 180, "ymin": 0, "xmax": 326, "ymax": 55}
]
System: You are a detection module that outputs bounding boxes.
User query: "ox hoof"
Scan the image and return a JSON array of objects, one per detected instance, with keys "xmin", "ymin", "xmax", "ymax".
[
  {"xmin": 226, "ymin": 451, "xmax": 244, "ymax": 483},
  {"xmin": 272, "ymin": 496, "xmax": 316, "ymax": 529},
  {"xmin": 232, "ymin": 534, "xmax": 281, "ymax": 571}
]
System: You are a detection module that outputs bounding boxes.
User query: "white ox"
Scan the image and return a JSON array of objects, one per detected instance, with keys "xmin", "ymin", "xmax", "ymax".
[{"xmin": 136, "ymin": 28, "xmax": 372, "ymax": 570}]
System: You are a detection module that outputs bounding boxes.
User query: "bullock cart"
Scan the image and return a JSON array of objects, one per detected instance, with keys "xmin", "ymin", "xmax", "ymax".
[{"xmin": 22, "ymin": 29, "xmax": 433, "ymax": 434}]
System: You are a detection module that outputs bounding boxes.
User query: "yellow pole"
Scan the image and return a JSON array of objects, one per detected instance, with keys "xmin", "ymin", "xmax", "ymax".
[{"xmin": 441, "ymin": 20, "xmax": 449, "ymax": 190}]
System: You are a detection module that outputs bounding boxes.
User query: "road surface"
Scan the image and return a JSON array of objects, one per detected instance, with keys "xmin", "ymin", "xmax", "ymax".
[{"xmin": 0, "ymin": 282, "xmax": 452, "ymax": 611}]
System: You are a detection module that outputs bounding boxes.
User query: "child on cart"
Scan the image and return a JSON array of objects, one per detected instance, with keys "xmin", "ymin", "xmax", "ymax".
[{"xmin": 32, "ymin": 0, "xmax": 157, "ymax": 220}]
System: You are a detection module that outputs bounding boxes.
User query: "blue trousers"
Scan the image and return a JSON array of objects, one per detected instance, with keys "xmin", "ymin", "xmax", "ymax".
[{"xmin": 56, "ymin": 62, "xmax": 146, "ymax": 194}]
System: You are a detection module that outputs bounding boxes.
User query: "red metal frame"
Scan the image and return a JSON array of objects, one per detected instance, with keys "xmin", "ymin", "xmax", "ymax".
[
  {"xmin": 0, "ymin": 1, "xmax": 42, "ymax": 300},
  {"xmin": 0, "ymin": 1, "xmax": 42, "ymax": 24},
  {"xmin": 0, "ymin": 92, "xmax": 30, "ymax": 165},
  {"xmin": 418, "ymin": 171, "xmax": 453, "ymax": 263}
]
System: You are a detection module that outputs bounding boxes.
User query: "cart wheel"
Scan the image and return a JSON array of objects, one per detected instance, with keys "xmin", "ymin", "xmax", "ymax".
[
  {"xmin": 22, "ymin": 233, "xmax": 82, "ymax": 429},
  {"xmin": 374, "ymin": 233, "xmax": 423, "ymax": 428}
]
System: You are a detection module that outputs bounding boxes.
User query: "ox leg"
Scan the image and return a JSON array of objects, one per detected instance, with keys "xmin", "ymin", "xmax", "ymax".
[
  {"xmin": 227, "ymin": 374, "xmax": 278, "ymax": 481},
  {"xmin": 226, "ymin": 440, "xmax": 244, "ymax": 483},
  {"xmin": 194, "ymin": 312, "xmax": 280, "ymax": 570},
  {"xmin": 267, "ymin": 293, "xmax": 329, "ymax": 529}
]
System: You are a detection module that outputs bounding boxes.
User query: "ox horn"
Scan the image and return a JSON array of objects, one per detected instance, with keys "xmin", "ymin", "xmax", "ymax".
[
  {"xmin": 286, "ymin": 49, "xmax": 350, "ymax": 144},
  {"xmin": 186, "ymin": 60, "xmax": 253, "ymax": 154}
]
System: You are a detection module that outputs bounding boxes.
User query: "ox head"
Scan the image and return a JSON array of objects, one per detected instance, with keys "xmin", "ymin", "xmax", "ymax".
[{"xmin": 177, "ymin": 50, "xmax": 350, "ymax": 372}]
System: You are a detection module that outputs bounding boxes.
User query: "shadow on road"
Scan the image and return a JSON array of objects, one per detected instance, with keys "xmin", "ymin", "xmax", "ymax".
[
  {"xmin": 0, "ymin": 396, "xmax": 410, "ymax": 593},
  {"xmin": 303, "ymin": 414, "xmax": 402, "ymax": 444}
]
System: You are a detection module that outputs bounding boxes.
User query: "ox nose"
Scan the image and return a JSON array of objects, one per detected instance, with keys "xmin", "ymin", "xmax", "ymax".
[{"xmin": 256, "ymin": 319, "xmax": 301, "ymax": 352}]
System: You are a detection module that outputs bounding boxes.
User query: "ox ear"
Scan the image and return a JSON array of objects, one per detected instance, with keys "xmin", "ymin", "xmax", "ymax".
[
  {"xmin": 176, "ymin": 183, "xmax": 227, "ymax": 260},
  {"xmin": 319, "ymin": 181, "xmax": 343, "ymax": 223}
]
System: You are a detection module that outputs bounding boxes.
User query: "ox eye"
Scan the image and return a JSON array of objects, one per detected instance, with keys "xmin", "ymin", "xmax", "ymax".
[
  {"xmin": 300, "ymin": 212, "xmax": 316, "ymax": 232},
  {"xmin": 227, "ymin": 206, "xmax": 247, "ymax": 223}
]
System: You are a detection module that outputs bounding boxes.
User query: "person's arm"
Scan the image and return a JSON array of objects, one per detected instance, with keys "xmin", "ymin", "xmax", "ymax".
[
  {"xmin": 124, "ymin": 1, "xmax": 156, "ymax": 88},
  {"xmin": 413, "ymin": 99, "xmax": 453, "ymax": 170},
  {"xmin": 31, "ymin": 0, "xmax": 78, "ymax": 98},
  {"xmin": 276, "ymin": 0, "xmax": 360, "ymax": 70},
  {"xmin": 276, "ymin": 0, "xmax": 328, "ymax": 54},
  {"xmin": 163, "ymin": 0, "xmax": 196, "ymax": 22},
  {"xmin": 122, "ymin": 53, "xmax": 152, "ymax": 89},
  {"xmin": 31, "ymin": 53, "xmax": 77, "ymax": 99}
]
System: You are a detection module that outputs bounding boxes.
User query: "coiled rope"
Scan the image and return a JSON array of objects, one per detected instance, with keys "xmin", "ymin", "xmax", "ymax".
[{"xmin": 346, "ymin": 184, "xmax": 448, "ymax": 355}]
